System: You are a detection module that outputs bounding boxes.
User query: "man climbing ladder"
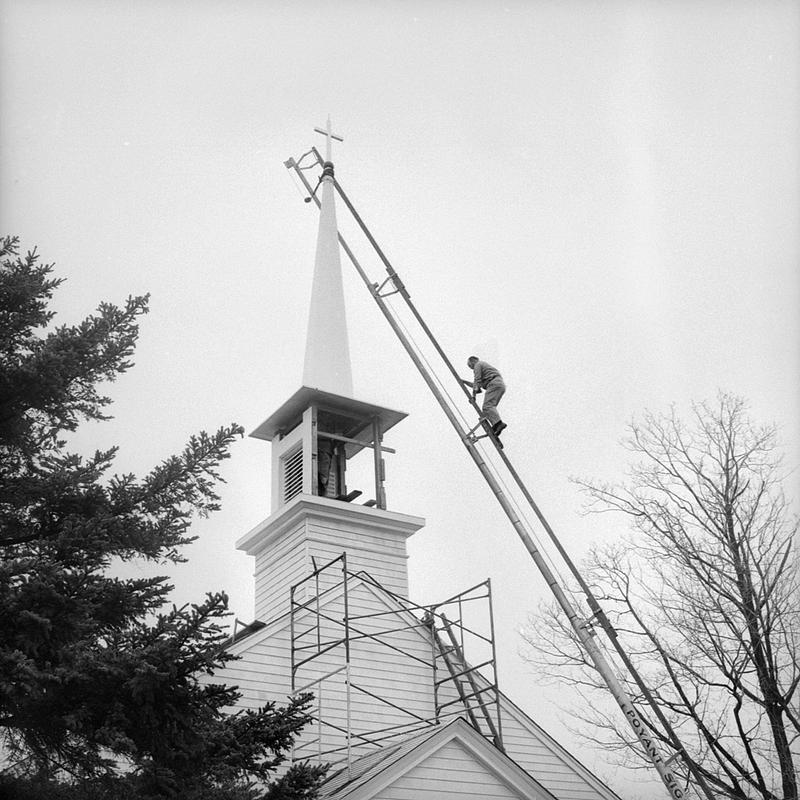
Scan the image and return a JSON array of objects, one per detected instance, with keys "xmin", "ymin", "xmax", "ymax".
[{"xmin": 464, "ymin": 356, "xmax": 507, "ymax": 439}]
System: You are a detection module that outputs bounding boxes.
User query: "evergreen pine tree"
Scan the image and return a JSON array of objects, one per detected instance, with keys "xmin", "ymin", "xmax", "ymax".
[{"xmin": 0, "ymin": 237, "xmax": 325, "ymax": 798}]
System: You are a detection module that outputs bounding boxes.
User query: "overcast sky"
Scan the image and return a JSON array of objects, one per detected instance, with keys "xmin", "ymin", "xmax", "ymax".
[{"xmin": 2, "ymin": 2, "xmax": 798, "ymax": 797}]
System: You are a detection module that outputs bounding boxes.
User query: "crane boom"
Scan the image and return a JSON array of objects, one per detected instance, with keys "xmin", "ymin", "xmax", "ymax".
[{"xmin": 285, "ymin": 148, "xmax": 712, "ymax": 800}]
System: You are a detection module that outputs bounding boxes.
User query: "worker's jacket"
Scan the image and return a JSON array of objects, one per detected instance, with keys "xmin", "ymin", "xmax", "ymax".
[{"xmin": 473, "ymin": 360, "xmax": 504, "ymax": 391}]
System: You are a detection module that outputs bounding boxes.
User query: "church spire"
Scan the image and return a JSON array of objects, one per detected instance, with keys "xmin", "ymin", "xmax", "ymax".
[
  {"xmin": 252, "ymin": 124, "xmax": 411, "ymax": 513},
  {"xmin": 302, "ymin": 118, "xmax": 353, "ymax": 397}
]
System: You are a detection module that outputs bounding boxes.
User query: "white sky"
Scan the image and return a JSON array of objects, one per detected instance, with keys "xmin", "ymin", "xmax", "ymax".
[{"xmin": 2, "ymin": 2, "xmax": 798, "ymax": 798}]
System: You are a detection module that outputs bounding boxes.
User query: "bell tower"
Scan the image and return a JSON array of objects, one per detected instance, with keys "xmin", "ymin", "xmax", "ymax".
[{"xmin": 237, "ymin": 121, "xmax": 424, "ymax": 622}]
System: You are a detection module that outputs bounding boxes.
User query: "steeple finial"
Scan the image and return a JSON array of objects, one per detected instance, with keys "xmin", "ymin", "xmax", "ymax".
[{"xmin": 313, "ymin": 115, "xmax": 343, "ymax": 163}]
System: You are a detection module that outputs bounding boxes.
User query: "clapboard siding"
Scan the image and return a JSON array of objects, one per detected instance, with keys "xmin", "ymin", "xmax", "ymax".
[
  {"xmin": 208, "ymin": 630, "xmax": 300, "ymax": 773},
  {"xmin": 376, "ymin": 739, "xmax": 524, "ymax": 799},
  {"xmin": 306, "ymin": 531, "xmax": 408, "ymax": 596},
  {"xmin": 240, "ymin": 500, "xmax": 422, "ymax": 624},
  {"xmin": 250, "ymin": 514, "xmax": 412, "ymax": 625},
  {"xmin": 253, "ymin": 522, "xmax": 308, "ymax": 620},
  {"xmin": 308, "ymin": 516, "xmax": 406, "ymax": 541},
  {"xmin": 308, "ymin": 533, "xmax": 406, "ymax": 564},
  {"xmin": 496, "ymin": 695, "xmax": 618, "ymax": 800},
  {"xmin": 307, "ymin": 525, "xmax": 408, "ymax": 559}
]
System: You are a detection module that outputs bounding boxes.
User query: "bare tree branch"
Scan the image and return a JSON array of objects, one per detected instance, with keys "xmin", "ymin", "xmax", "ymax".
[{"xmin": 523, "ymin": 393, "xmax": 799, "ymax": 800}]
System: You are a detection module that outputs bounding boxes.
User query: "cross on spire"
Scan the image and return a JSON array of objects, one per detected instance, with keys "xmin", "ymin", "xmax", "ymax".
[{"xmin": 314, "ymin": 116, "xmax": 343, "ymax": 162}]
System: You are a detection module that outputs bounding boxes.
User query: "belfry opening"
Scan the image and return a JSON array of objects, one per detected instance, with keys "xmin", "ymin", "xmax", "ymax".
[{"xmin": 250, "ymin": 386, "xmax": 405, "ymax": 511}]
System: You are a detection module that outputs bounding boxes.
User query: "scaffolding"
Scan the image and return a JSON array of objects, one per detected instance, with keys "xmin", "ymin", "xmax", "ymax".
[{"xmin": 289, "ymin": 553, "xmax": 503, "ymax": 768}]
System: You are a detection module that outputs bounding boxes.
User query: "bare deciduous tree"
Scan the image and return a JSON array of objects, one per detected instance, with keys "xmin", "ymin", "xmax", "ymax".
[{"xmin": 522, "ymin": 393, "xmax": 799, "ymax": 800}]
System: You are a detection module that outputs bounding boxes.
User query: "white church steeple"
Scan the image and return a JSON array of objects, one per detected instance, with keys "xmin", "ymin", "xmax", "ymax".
[{"xmin": 239, "ymin": 124, "xmax": 424, "ymax": 622}]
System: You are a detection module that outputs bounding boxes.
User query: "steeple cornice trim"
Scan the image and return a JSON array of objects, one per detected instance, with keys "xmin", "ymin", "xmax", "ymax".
[{"xmin": 236, "ymin": 494, "xmax": 425, "ymax": 556}]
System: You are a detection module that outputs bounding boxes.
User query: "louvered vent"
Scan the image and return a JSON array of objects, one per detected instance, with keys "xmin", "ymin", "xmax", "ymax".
[{"xmin": 283, "ymin": 447, "xmax": 304, "ymax": 503}]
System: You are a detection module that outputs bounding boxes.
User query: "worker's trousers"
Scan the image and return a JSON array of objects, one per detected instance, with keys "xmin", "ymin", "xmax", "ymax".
[{"xmin": 481, "ymin": 378, "xmax": 506, "ymax": 426}]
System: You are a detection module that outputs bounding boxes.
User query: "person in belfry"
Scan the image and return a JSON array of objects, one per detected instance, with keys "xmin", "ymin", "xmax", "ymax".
[
  {"xmin": 465, "ymin": 355, "xmax": 507, "ymax": 438},
  {"xmin": 317, "ymin": 437, "xmax": 335, "ymax": 497}
]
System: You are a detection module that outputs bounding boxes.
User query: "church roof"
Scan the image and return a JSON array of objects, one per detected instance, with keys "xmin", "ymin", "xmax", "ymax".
[
  {"xmin": 318, "ymin": 717, "xmax": 558, "ymax": 800},
  {"xmin": 319, "ymin": 724, "xmax": 442, "ymax": 796}
]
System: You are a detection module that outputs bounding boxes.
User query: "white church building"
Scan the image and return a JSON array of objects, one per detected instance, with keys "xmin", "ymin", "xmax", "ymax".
[{"xmin": 209, "ymin": 149, "xmax": 623, "ymax": 800}]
